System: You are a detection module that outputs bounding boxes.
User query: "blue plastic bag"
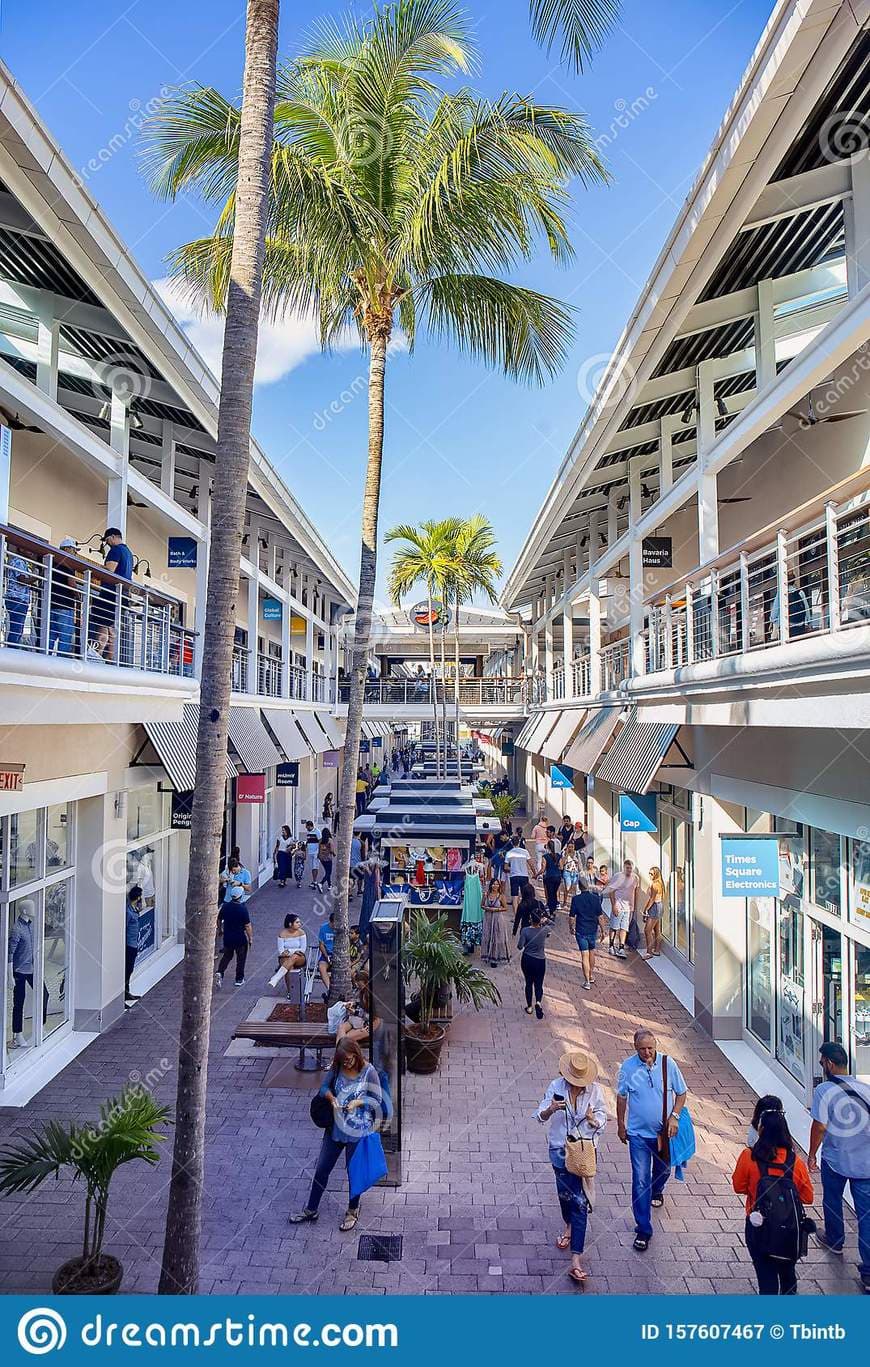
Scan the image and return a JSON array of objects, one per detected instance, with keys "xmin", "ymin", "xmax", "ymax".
[
  {"xmin": 668, "ymin": 1108, "xmax": 696, "ymax": 1181},
  {"xmin": 348, "ymin": 1132, "xmax": 388, "ymax": 1201}
]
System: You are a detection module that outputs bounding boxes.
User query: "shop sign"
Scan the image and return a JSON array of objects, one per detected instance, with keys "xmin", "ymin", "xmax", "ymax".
[
  {"xmin": 550, "ymin": 763, "xmax": 574, "ymax": 790},
  {"xmin": 262, "ymin": 597, "xmax": 282, "ymax": 621},
  {"xmin": 276, "ymin": 762, "xmax": 299, "ymax": 788},
  {"xmin": 170, "ymin": 789, "xmax": 194, "ymax": 830},
  {"xmin": 408, "ymin": 599, "xmax": 451, "ymax": 633},
  {"xmin": 372, "ymin": 736, "xmax": 383, "ymax": 749},
  {"xmin": 137, "ymin": 905, "xmax": 156, "ymax": 956},
  {"xmin": 619, "ymin": 792, "xmax": 657, "ymax": 834},
  {"xmin": 359, "ymin": 738, "xmax": 370, "ymax": 754},
  {"xmin": 168, "ymin": 536, "xmax": 197, "ymax": 568},
  {"xmin": 237, "ymin": 773, "xmax": 266, "ymax": 804},
  {"xmin": 501, "ymin": 738, "xmax": 515, "ymax": 756},
  {"xmin": 323, "ymin": 750, "xmax": 339, "ymax": 769},
  {"xmin": 0, "ymin": 763, "xmax": 25, "ymax": 792},
  {"xmin": 642, "ymin": 537, "xmax": 672, "ymax": 569},
  {"xmin": 721, "ymin": 835, "xmax": 779, "ymax": 897}
]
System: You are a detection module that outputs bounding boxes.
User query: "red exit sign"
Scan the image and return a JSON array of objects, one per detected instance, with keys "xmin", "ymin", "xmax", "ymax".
[{"xmin": 0, "ymin": 765, "xmax": 24, "ymax": 792}]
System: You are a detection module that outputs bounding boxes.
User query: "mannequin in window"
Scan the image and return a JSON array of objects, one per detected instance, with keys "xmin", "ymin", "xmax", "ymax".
[{"xmin": 8, "ymin": 900, "xmax": 48, "ymax": 1049}]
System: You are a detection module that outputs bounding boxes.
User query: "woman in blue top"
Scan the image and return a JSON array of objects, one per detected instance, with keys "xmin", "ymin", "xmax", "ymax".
[{"xmin": 290, "ymin": 1039, "xmax": 382, "ymax": 1232}]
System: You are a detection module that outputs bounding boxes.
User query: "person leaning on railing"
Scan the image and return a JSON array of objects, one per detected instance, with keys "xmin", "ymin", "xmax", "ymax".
[{"xmin": 3, "ymin": 538, "xmax": 37, "ymax": 647}]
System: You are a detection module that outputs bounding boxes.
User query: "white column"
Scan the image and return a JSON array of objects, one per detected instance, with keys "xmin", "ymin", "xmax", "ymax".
[
  {"xmin": 588, "ymin": 585, "xmax": 602, "ymax": 696},
  {"xmin": 246, "ymin": 571, "xmax": 259, "ymax": 695},
  {"xmin": 755, "ymin": 278, "xmax": 776, "ymax": 389},
  {"xmin": 36, "ymin": 313, "xmax": 60, "ymax": 401},
  {"xmin": 659, "ymin": 415, "xmax": 677, "ymax": 495},
  {"xmin": 304, "ymin": 579, "xmax": 315, "ymax": 701},
  {"xmin": 105, "ymin": 389, "xmax": 129, "ymax": 534},
  {"xmin": 628, "ymin": 533, "xmax": 645, "ymax": 677},
  {"xmin": 562, "ymin": 603, "xmax": 574, "ymax": 699},
  {"xmin": 194, "ymin": 482, "xmax": 210, "ymax": 677},
  {"xmin": 0, "ymin": 425, "xmax": 11, "ymax": 524},
  {"xmin": 607, "ymin": 488, "xmax": 619, "ymax": 546},
  {"xmin": 698, "ymin": 471, "xmax": 720, "ymax": 564},
  {"xmin": 160, "ymin": 421, "xmax": 176, "ymax": 497},
  {"xmin": 696, "ymin": 360, "xmax": 716, "ymax": 458},
  {"xmin": 281, "ymin": 592, "xmax": 292, "ymax": 698},
  {"xmin": 544, "ymin": 614, "xmax": 554, "ymax": 696},
  {"xmin": 845, "ymin": 150, "xmax": 870, "ymax": 296},
  {"xmin": 588, "ymin": 510, "xmax": 600, "ymax": 572}
]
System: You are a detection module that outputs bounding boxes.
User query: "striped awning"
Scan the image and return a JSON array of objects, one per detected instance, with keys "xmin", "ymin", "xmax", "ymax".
[
  {"xmin": 294, "ymin": 710, "xmax": 330, "ymax": 754},
  {"xmin": 316, "ymin": 712, "xmax": 343, "ymax": 748},
  {"xmin": 144, "ymin": 703, "xmax": 237, "ymax": 792},
  {"xmin": 227, "ymin": 706, "xmax": 283, "ymax": 772},
  {"xmin": 261, "ymin": 708, "xmax": 312, "ymax": 762},
  {"xmin": 527, "ymin": 711, "xmax": 560, "ymax": 754},
  {"xmin": 596, "ymin": 710, "xmax": 681, "ymax": 795},
  {"xmin": 540, "ymin": 708, "xmax": 587, "ymax": 763},
  {"xmin": 563, "ymin": 707, "xmax": 624, "ymax": 775},
  {"xmin": 515, "ymin": 715, "xmax": 538, "ymax": 748}
]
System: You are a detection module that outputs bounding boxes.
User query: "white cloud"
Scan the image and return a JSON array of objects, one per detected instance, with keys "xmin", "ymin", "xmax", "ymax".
[{"xmin": 153, "ymin": 276, "xmax": 359, "ymax": 386}]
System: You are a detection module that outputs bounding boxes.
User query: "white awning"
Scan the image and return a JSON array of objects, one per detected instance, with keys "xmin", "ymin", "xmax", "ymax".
[
  {"xmin": 563, "ymin": 707, "xmax": 624, "ymax": 775},
  {"xmin": 294, "ymin": 710, "xmax": 330, "ymax": 754},
  {"xmin": 515, "ymin": 715, "xmax": 537, "ymax": 748},
  {"xmin": 525, "ymin": 711, "xmax": 560, "ymax": 754},
  {"xmin": 317, "ymin": 713, "xmax": 343, "ymax": 748},
  {"xmin": 261, "ymin": 708, "xmax": 312, "ymax": 762},
  {"xmin": 227, "ymin": 706, "xmax": 283, "ymax": 772},
  {"xmin": 596, "ymin": 710, "xmax": 681, "ymax": 795},
  {"xmin": 144, "ymin": 703, "xmax": 237, "ymax": 792},
  {"xmin": 540, "ymin": 709, "xmax": 587, "ymax": 763}
]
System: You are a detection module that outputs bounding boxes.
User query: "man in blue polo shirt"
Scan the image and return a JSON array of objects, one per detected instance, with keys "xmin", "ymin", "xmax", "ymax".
[
  {"xmin": 808, "ymin": 1041, "xmax": 870, "ymax": 1293},
  {"xmin": 616, "ymin": 1028, "xmax": 687, "ymax": 1251}
]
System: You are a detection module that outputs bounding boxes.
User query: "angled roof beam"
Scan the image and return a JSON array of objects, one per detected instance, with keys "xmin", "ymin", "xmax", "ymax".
[{"xmin": 740, "ymin": 159, "xmax": 852, "ymax": 233}]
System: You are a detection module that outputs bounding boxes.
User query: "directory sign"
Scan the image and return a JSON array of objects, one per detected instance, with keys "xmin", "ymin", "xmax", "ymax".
[{"xmin": 721, "ymin": 836, "xmax": 779, "ymax": 897}]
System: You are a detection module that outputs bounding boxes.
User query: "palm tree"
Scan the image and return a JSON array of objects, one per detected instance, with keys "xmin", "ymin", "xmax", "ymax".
[
  {"xmin": 444, "ymin": 515, "xmax": 503, "ymax": 750},
  {"xmin": 529, "ymin": 0, "xmax": 619, "ymax": 72},
  {"xmin": 141, "ymin": 0, "xmax": 608, "ymax": 1005},
  {"xmin": 145, "ymin": 0, "xmax": 280, "ymax": 1296},
  {"xmin": 386, "ymin": 518, "xmax": 461, "ymax": 778}
]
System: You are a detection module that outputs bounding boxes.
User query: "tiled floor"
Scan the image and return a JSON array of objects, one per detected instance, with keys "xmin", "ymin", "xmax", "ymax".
[{"xmin": 0, "ymin": 873, "xmax": 862, "ymax": 1295}]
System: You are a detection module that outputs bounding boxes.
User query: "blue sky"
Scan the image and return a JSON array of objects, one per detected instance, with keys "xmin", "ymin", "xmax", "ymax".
[{"xmin": 0, "ymin": 0, "xmax": 773, "ymax": 594}]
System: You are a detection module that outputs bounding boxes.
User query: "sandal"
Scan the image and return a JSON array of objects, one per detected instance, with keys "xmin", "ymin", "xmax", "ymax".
[
  {"xmin": 651, "ymin": 1195, "xmax": 664, "ymax": 1209},
  {"xmin": 524, "ymin": 1006, "xmax": 533, "ymax": 1015},
  {"xmin": 633, "ymin": 1235, "xmax": 650, "ymax": 1251},
  {"xmin": 339, "ymin": 1210, "xmax": 359, "ymax": 1233},
  {"xmin": 289, "ymin": 1210, "xmax": 318, "ymax": 1224},
  {"xmin": 568, "ymin": 1266, "xmax": 589, "ymax": 1283},
  {"xmin": 556, "ymin": 1231, "xmax": 571, "ymax": 1250}
]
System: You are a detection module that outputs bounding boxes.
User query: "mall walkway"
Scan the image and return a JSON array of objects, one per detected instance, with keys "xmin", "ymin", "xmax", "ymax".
[{"xmin": 0, "ymin": 875, "xmax": 861, "ymax": 1296}]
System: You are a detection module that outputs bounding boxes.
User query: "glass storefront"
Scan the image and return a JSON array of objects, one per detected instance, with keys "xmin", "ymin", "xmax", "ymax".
[
  {"xmin": 124, "ymin": 786, "xmax": 174, "ymax": 966},
  {"xmin": 744, "ymin": 810, "xmax": 870, "ymax": 1094},
  {"xmin": 658, "ymin": 809, "xmax": 694, "ymax": 963},
  {"xmin": 0, "ymin": 804, "xmax": 74, "ymax": 1072}
]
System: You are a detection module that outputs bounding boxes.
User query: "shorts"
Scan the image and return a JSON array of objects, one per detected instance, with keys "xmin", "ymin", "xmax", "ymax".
[
  {"xmin": 609, "ymin": 905, "xmax": 631, "ymax": 932},
  {"xmin": 306, "ymin": 846, "xmax": 320, "ymax": 870},
  {"xmin": 646, "ymin": 901, "xmax": 662, "ymax": 920},
  {"xmin": 575, "ymin": 933, "xmax": 597, "ymax": 952},
  {"xmin": 510, "ymin": 875, "xmax": 530, "ymax": 897},
  {"xmin": 563, "ymin": 872, "xmax": 579, "ymax": 890}
]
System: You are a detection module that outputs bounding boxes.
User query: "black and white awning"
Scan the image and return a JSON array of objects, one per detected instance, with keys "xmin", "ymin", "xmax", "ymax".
[
  {"xmin": 563, "ymin": 707, "xmax": 624, "ymax": 775},
  {"xmin": 596, "ymin": 710, "xmax": 681, "ymax": 794},
  {"xmin": 227, "ymin": 706, "xmax": 283, "ymax": 772},
  {"xmin": 295, "ymin": 710, "xmax": 331, "ymax": 754},
  {"xmin": 144, "ymin": 703, "xmax": 237, "ymax": 792}
]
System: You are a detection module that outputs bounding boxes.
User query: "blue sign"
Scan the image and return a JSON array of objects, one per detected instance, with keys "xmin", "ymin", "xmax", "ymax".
[
  {"xmin": 619, "ymin": 792, "xmax": 657, "ymax": 834},
  {"xmin": 262, "ymin": 597, "xmax": 282, "ymax": 621},
  {"xmin": 550, "ymin": 763, "xmax": 574, "ymax": 789},
  {"xmin": 721, "ymin": 835, "xmax": 779, "ymax": 897},
  {"xmin": 137, "ymin": 905, "xmax": 156, "ymax": 956},
  {"xmin": 372, "ymin": 736, "xmax": 383, "ymax": 748},
  {"xmin": 276, "ymin": 762, "xmax": 299, "ymax": 788},
  {"xmin": 168, "ymin": 536, "xmax": 197, "ymax": 568},
  {"xmin": 359, "ymin": 738, "xmax": 370, "ymax": 754}
]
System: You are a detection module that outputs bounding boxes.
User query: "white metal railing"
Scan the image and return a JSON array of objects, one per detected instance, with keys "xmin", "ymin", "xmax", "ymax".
[
  {"xmin": 336, "ymin": 676, "xmax": 526, "ymax": 707},
  {"xmin": 0, "ymin": 527, "xmax": 195, "ymax": 676},
  {"xmin": 550, "ymin": 665, "xmax": 565, "ymax": 699},
  {"xmin": 573, "ymin": 654, "xmax": 590, "ymax": 696},
  {"xmin": 257, "ymin": 652, "xmax": 283, "ymax": 697},
  {"xmin": 645, "ymin": 487, "xmax": 870, "ymax": 673},
  {"xmin": 600, "ymin": 639, "xmax": 630, "ymax": 691}
]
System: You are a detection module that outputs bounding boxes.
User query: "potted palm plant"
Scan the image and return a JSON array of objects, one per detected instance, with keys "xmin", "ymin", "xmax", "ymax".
[
  {"xmin": 489, "ymin": 791, "xmax": 522, "ymax": 831},
  {"xmin": 404, "ymin": 910, "xmax": 500, "ymax": 1074},
  {"xmin": 0, "ymin": 1085, "xmax": 170, "ymax": 1294}
]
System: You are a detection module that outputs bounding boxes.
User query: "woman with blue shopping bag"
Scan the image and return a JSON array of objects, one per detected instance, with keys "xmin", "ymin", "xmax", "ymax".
[{"xmin": 290, "ymin": 1039, "xmax": 385, "ymax": 1233}]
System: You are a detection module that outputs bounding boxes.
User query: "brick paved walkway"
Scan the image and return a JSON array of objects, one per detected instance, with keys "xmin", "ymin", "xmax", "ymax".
[{"xmin": 0, "ymin": 873, "xmax": 861, "ymax": 1296}]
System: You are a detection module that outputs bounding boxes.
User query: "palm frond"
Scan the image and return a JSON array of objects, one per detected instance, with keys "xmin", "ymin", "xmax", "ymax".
[{"xmin": 529, "ymin": 0, "xmax": 620, "ymax": 73}]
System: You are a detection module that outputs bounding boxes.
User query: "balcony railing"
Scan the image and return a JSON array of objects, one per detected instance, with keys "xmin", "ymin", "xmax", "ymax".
[
  {"xmin": 336, "ymin": 677, "xmax": 526, "ymax": 707},
  {"xmin": 0, "ymin": 525, "xmax": 195, "ymax": 677},
  {"xmin": 573, "ymin": 655, "xmax": 590, "ymax": 696},
  {"xmin": 231, "ymin": 644, "xmax": 249, "ymax": 693},
  {"xmin": 600, "ymin": 639, "xmax": 630, "ymax": 691},
  {"xmin": 257, "ymin": 652, "xmax": 283, "ymax": 697},
  {"xmin": 645, "ymin": 483, "xmax": 870, "ymax": 674}
]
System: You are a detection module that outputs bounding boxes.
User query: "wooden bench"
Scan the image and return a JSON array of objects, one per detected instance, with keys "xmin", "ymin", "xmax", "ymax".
[{"xmin": 232, "ymin": 1020, "xmax": 335, "ymax": 1071}]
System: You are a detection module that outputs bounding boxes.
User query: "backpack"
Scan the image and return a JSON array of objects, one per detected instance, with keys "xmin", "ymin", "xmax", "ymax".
[{"xmin": 750, "ymin": 1152, "xmax": 803, "ymax": 1262}]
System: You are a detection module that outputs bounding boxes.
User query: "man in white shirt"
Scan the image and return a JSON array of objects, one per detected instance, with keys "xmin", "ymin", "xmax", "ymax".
[
  {"xmin": 604, "ymin": 859, "xmax": 639, "ymax": 958},
  {"xmin": 504, "ymin": 836, "xmax": 533, "ymax": 914}
]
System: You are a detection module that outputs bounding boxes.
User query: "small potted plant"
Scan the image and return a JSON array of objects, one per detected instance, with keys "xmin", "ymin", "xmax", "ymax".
[
  {"xmin": 404, "ymin": 910, "xmax": 500, "ymax": 1074},
  {"xmin": 489, "ymin": 791, "xmax": 522, "ymax": 831},
  {"xmin": 0, "ymin": 1085, "xmax": 170, "ymax": 1294}
]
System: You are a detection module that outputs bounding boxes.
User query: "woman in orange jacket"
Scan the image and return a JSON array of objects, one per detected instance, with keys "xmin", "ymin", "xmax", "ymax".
[{"xmin": 732, "ymin": 1109, "xmax": 814, "ymax": 1295}]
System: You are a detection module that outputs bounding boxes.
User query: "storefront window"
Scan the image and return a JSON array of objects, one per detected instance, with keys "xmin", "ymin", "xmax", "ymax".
[
  {"xmin": 126, "ymin": 786, "xmax": 168, "ymax": 843},
  {"xmin": 810, "ymin": 828, "xmax": 842, "ymax": 916},
  {"xmin": 854, "ymin": 942, "xmax": 870, "ymax": 1081},
  {"xmin": 849, "ymin": 838, "xmax": 870, "ymax": 930},
  {"xmin": 43, "ymin": 878, "xmax": 71, "ymax": 1040},
  {"xmin": 776, "ymin": 895, "xmax": 805, "ymax": 1083},
  {"xmin": 747, "ymin": 898, "xmax": 773, "ymax": 1048},
  {"xmin": 774, "ymin": 819, "xmax": 805, "ymax": 900},
  {"xmin": 125, "ymin": 844, "xmax": 161, "ymax": 962},
  {"xmin": 8, "ymin": 808, "xmax": 40, "ymax": 886},
  {"xmin": 45, "ymin": 804, "xmax": 72, "ymax": 873}
]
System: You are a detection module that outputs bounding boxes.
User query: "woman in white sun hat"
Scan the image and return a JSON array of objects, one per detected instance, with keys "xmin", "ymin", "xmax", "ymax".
[{"xmin": 535, "ymin": 1050, "xmax": 607, "ymax": 1285}]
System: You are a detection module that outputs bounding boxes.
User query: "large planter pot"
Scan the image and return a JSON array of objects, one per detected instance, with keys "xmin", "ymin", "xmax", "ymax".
[
  {"xmin": 405, "ymin": 1025, "xmax": 448, "ymax": 1075},
  {"xmin": 52, "ymin": 1255, "xmax": 123, "ymax": 1295}
]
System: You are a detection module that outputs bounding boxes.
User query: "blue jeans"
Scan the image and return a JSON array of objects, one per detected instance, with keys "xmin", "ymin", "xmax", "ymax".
[
  {"xmin": 821, "ymin": 1160, "xmax": 870, "ymax": 1277},
  {"xmin": 552, "ymin": 1162, "xmax": 589, "ymax": 1253},
  {"xmin": 306, "ymin": 1131, "xmax": 361, "ymax": 1214},
  {"xmin": 628, "ymin": 1134, "xmax": 670, "ymax": 1238},
  {"xmin": 5, "ymin": 597, "xmax": 27, "ymax": 645},
  {"xmin": 49, "ymin": 607, "xmax": 75, "ymax": 656}
]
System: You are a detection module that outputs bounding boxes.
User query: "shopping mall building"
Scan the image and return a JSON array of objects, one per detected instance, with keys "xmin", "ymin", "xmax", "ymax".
[
  {"xmin": 499, "ymin": 1, "xmax": 870, "ymax": 1127},
  {"xmin": 0, "ymin": 62, "xmax": 355, "ymax": 1101}
]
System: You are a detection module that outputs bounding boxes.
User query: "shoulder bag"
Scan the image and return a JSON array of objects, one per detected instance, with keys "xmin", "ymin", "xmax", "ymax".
[
  {"xmin": 656, "ymin": 1054, "xmax": 671, "ymax": 1164},
  {"xmin": 564, "ymin": 1089, "xmax": 597, "ymax": 1178}
]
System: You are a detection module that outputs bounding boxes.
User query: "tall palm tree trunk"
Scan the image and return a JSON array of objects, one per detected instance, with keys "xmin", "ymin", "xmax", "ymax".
[
  {"xmin": 158, "ymin": 0, "xmax": 279, "ymax": 1296},
  {"xmin": 453, "ymin": 599, "xmax": 461, "ymax": 773},
  {"xmin": 333, "ymin": 330, "xmax": 388, "ymax": 1004},
  {"xmin": 426, "ymin": 584, "xmax": 439, "ymax": 777},
  {"xmin": 439, "ymin": 606, "xmax": 448, "ymax": 775}
]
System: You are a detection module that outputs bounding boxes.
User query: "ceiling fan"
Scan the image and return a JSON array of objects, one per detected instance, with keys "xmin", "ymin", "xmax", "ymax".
[
  {"xmin": 0, "ymin": 404, "xmax": 41, "ymax": 433},
  {"xmin": 718, "ymin": 494, "xmax": 752, "ymax": 504},
  {"xmin": 797, "ymin": 391, "xmax": 868, "ymax": 429},
  {"xmin": 98, "ymin": 492, "xmax": 147, "ymax": 509}
]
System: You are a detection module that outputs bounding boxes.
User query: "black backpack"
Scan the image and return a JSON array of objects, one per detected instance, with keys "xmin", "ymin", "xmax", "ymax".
[{"xmin": 750, "ymin": 1152, "xmax": 803, "ymax": 1262}]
